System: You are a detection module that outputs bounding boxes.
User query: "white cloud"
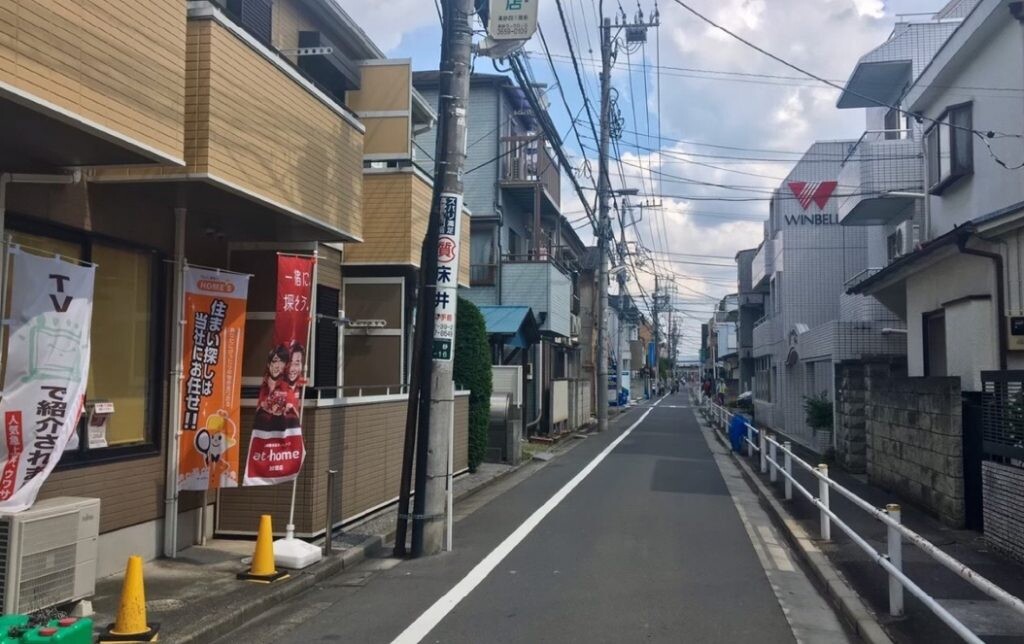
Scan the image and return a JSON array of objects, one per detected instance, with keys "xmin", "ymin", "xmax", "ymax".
[
  {"xmin": 331, "ymin": 0, "xmax": 437, "ymax": 52},
  {"xmin": 331, "ymin": 0, "xmax": 929, "ymax": 347}
]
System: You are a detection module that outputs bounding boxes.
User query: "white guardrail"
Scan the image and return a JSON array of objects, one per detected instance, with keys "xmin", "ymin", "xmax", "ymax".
[{"xmin": 696, "ymin": 395, "xmax": 1024, "ymax": 644}]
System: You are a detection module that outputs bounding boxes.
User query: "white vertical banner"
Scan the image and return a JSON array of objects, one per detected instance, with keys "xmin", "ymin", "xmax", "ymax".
[
  {"xmin": 0, "ymin": 250, "xmax": 95, "ymax": 512},
  {"xmin": 432, "ymin": 192, "xmax": 463, "ymax": 362}
]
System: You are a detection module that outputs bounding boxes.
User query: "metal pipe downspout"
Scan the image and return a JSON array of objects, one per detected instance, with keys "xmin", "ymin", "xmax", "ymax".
[
  {"xmin": 164, "ymin": 206, "xmax": 187, "ymax": 558},
  {"xmin": 957, "ymin": 233, "xmax": 1008, "ymax": 370},
  {"xmin": 525, "ymin": 339, "xmax": 544, "ymax": 431}
]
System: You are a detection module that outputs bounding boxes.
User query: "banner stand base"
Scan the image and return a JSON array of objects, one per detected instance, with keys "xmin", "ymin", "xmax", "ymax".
[{"xmin": 273, "ymin": 536, "xmax": 323, "ymax": 569}]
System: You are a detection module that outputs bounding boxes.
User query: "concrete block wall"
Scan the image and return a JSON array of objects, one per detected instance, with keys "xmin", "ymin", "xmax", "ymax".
[
  {"xmin": 865, "ymin": 376, "xmax": 965, "ymax": 527},
  {"xmin": 982, "ymin": 461, "xmax": 1024, "ymax": 563},
  {"xmin": 836, "ymin": 362, "xmax": 868, "ymax": 473}
]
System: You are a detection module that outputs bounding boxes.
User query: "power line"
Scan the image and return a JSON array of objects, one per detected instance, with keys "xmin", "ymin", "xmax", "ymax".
[
  {"xmin": 528, "ymin": 50, "xmax": 1024, "ymax": 95},
  {"xmin": 667, "ymin": 0, "xmax": 1024, "ymax": 159}
]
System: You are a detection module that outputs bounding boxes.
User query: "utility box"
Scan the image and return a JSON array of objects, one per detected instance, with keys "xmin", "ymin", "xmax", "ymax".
[{"xmin": 0, "ymin": 497, "xmax": 100, "ymax": 614}]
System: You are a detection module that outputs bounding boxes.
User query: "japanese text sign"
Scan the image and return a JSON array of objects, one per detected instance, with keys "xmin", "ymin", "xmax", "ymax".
[
  {"xmin": 0, "ymin": 250, "xmax": 95, "ymax": 512},
  {"xmin": 244, "ymin": 255, "xmax": 316, "ymax": 486},
  {"xmin": 488, "ymin": 0, "xmax": 538, "ymax": 40},
  {"xmin": 433, "ymin": 193, "xmax": 463, "ymax": 362},
  {"xmin": 177, "ymin": 267, "xmax": 249, "ymax": 491}
]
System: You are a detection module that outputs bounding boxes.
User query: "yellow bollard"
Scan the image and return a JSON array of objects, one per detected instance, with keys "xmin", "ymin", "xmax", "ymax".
[
  {"xmin": 237, "ymin": 514, "xmax": 289, "ymax": 583},
  {"xmin": 100, "ymin": 555, "xmax": 160, "ymax": 642}
]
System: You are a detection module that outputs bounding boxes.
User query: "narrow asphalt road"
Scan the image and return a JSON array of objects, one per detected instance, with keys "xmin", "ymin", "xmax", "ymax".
[{"xmin": 219, "ymin": 390, "xmax": 849, "ymax": 643}]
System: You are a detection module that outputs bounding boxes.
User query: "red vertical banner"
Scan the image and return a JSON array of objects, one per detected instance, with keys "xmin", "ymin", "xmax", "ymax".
[{"xmin": 243, "ymin": 256, "xmax": 316, "ymax": 486}]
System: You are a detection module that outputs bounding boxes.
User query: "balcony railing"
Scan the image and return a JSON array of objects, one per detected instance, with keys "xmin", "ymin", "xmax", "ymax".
[
  {"xmin": 845, "ymin": 267, "xmax": 883, "ymax": 291},
  {"xmin": 501, "ymin": 135, "xmax": 561, "ymax": 206},
  {"xmin": 471, "ymin": 263, "xmax": 498, "ymax": 286},
  {"xmin": 838, "ymin": 129, "xmax": 923, "ymax": 226}
]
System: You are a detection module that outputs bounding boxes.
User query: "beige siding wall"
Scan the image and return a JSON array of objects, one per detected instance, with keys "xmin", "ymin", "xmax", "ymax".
[
  {"xmin": 347, "ymin": 64, "xmax": 412, "ymax": 158},
  {"xmin": 118, "ymin": 18, "xmax": 364, "ymax": 239},
  {"xmin": 346, "ymin": 170, "xmax": 470, "ymax": 284},
  {"xmin": 218, "ymin": 395, "xmax": 469, "ymax": 536},
  {"xmin": 346, "ymin": 172, "xmax": 416, "ymax": 265},
  {"xmin": 0, "ymin": 0, "xmax": 186, "ymax": 161},
  {"xmin": 38, "ymin": 456, "xmax": 165, "ymax": 534}
]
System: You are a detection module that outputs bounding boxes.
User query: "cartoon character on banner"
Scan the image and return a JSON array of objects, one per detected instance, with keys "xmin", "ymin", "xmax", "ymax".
[
  {"xmin": 194, "ymin": 410, "xmax": 238, "ymax": 484},
  {"xmin": 253, "ymin": 342, "xmax": 305, "ymax": 432}
]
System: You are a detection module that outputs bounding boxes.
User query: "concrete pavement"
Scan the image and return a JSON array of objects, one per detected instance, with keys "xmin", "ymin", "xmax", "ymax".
[{"xmin": 216, "ymin": 393, "xmax": 850, "ymax": 643}]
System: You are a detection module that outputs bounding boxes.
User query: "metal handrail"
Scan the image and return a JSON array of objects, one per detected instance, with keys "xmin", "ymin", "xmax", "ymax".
[
  {"xmin": 844, "ymin": 267, "xmax": 883, "ymax": 290},
  {"xmin": 696, "ymin": 397, "xmax": 1024, "ymax": 643}
]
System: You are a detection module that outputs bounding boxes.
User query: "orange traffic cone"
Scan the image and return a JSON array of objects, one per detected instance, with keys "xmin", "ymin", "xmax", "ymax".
[
  {"xmin": 100, "ymin": 555, "xmax": 159, "ymax": 642},
  {"xmin": 237, "ymin": 514, "xmax": 289, "ymax": 583}
]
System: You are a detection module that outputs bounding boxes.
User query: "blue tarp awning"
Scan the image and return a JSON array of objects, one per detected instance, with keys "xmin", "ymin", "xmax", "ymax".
[{"xmin": 478, "ymin": 305, "xmax": 541, "ymax": 349}]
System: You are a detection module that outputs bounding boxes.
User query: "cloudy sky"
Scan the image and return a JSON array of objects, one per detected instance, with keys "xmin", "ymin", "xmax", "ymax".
[{"xmin": 337, "ymin": 0, "xmax": 939, "ymax": 358}]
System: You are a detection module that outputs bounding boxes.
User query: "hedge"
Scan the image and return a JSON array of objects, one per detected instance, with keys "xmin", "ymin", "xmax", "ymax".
[{"xmin": 454, "ymin": 297, "xmax": 492, "ymax": 471}]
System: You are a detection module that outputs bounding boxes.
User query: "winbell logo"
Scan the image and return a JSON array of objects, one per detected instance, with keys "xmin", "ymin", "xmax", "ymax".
[{"xmin": 788, "ymin": 181, "xmax": 838, "ymax": 211}]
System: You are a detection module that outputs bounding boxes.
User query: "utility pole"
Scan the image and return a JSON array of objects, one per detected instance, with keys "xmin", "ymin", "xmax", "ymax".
[
  {"xmin": 596, "ymin": 12, "xmax": 613, "ymax": 433},
  {"xmin": 597, "ymin": 3, "xmax": 658, "ymax": 428},
  {"xmin": 407, "ymin": 0, "xmax": 474, "ymax": 558}
]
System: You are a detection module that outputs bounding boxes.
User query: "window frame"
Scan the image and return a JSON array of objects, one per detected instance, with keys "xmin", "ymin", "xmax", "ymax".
[
  {"xmin": 7, "ymin": 216, "xmax": 165, "ymax": 469},
  {"xmin": 926, "ymin": 102, "xmax": 974, "ymax": 194}
]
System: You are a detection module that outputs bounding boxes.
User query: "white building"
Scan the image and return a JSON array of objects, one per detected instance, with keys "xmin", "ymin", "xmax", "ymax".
[
  {"xmin": 750, "ymin": 141, "xmax": 906, "ymax": 452},
  {"xmin": 849, "ymin": 0, "xmax": 1024, "ymax": 391}
]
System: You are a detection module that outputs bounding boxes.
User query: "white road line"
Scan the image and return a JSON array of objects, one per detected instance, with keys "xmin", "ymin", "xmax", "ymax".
[{"xmin": 391, "ymin": 407, "xmax": 655, "ymax": 644}]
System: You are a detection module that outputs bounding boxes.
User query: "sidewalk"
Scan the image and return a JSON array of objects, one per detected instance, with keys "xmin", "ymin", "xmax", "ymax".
[
  {"xmin": 713, "ymin": 410, "xmax": 1024, "ymax": 643},
  {"xmin": 89, "ymin": 461, "xmax": 521, "ymax": 644}
]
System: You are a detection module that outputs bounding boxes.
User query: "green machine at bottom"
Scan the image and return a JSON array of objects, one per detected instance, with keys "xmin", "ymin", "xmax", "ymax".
[{"xmin": 0, "ymin": 615, "xmax": 94, "ymax": 644}]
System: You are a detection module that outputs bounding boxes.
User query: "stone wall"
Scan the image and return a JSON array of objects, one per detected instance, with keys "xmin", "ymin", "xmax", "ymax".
[
  {"xmin": 982, "ymin": 462, "xmax": 1024, "ymax": 563},
  {"xmin": 865, "ymin": 377, "xmax": 964, "ymax": 527},
  {"xmin": 835, "ymin": 358, "xmax": 905, "ymax": 474}
]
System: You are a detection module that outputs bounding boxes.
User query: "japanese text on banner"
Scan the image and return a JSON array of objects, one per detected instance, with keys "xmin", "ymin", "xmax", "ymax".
[
  {"xmin": 0, "ymin": 251, "xmax": 95, "ymax": 512},
  {"xmin": 243, "ymin": 255, "xmax": 315, "ymax": 486},
  {"xmin": 176, "ymin": 267, "xmax": 249, "ymax": 492}
]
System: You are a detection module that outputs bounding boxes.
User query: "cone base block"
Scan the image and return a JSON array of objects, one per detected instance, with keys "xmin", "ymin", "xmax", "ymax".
[
  {"xmin": 100, "ymin": 623, "xmax": 160, "ymax": 643},
  {"xmin": 237, "ymin": 569, "xmax": 290, "ymax": 583}
]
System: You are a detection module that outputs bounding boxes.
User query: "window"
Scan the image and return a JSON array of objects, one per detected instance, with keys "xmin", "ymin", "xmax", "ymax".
[
  {"xmin": 923, "ymin": 311, "xmax": 948, "ymax": 377},
  {"xmin": 223, "ymin": 0, "xmax": 273, "ymax": 45},
  {"xmin": 884, "ymin": 108, "xmax": 902, "ymax": 139},
  {"xmin": 7, "ymin": 227, "xmax": 161, "ymax": 464},
  {"xmin": 927, "ymin": 103, "xmax": 973, "ymax": 193},
  {"xmin": 314, "ymin": 285, "xmax": 341, "ymax": 393},
  {"xmin": 754, "ymin": 356, "xmax": 773, "ymax": 402}
]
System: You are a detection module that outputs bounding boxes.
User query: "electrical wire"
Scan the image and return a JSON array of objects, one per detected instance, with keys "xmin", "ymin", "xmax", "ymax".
[{"xmin": 667, "ymin": 0, "xmax": 1024, "ymax": 158}]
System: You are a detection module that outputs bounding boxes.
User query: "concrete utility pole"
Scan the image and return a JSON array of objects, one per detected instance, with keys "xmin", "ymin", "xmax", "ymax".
[
  {"xmin": 409, "ymin": 0, "xmax": 474, "ymax": 557},
  {"xmin": 596, "ymin": 12, "xmax": 613, "ymax": 433},
  {"xmin": 597, "ymin": 6, "xmax": 658, "ymax": 414}
]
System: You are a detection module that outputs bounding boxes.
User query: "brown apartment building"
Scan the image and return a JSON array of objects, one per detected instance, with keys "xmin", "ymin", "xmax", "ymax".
[{"xmin": 0, "ymin": 0, "xmax": 468, "ymax": 579}]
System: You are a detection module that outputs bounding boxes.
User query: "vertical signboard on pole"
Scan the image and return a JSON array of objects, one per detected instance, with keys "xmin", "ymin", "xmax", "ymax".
[
  {"xmin": 244, "ymin": 255, "xmax": 315, "ymax": 486},
  {"xmin": 0, "ymin": 250, "xmax": 95, "ymax": 512},
  {"xmin": 432, "ymin": 193, "xmax": 463, "ymax": 362},
  {"xmin": 177, "ymin": 267, "xmax": 250, "ymax": 491}
]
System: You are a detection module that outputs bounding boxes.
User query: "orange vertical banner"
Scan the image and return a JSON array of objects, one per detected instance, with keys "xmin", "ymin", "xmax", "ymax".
[{"xmin": 177, "ymin": 267, "xmax": 250, "ymax": 491}]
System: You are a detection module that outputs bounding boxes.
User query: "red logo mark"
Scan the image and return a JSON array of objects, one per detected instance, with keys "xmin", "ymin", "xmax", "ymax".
[
  {"xmin": 788, "ymin": 181, "xmax": 838, "ymax": 211},
  {"xmin": 437, "ymin": 237, "xmax": 457, "ymax": 263}
]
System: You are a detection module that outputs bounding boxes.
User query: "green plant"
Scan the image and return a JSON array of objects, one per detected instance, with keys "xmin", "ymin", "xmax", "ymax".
[
  {"xmin": 454, "ymin": 297, "xmax": 492, "ymax": 472},
  {"xmin": 803, "ymin": 391, "xmax": 834, "ymax": 431}
]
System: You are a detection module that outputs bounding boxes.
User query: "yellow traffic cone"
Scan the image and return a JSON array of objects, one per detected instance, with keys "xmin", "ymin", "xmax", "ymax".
[
  {"xmin": 100, "ymin": 555, "xmax": 159, "ymax": 642},
  {"xmin": 237, "ymin": 514, "xmax": 289, "ymax": 583}
]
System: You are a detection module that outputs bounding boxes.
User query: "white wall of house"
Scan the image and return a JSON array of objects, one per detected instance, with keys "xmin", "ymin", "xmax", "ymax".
[
  {"xmin": 916, "ymin": 14, "xmax": 1024, "ymax": 237},
  {"xmin": 904, "ymin": 251, "xmax": 998, "ymax": 389}
]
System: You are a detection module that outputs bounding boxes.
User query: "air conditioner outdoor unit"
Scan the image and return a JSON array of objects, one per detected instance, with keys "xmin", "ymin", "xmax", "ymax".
[
  {"xmin": 895, "ymin": 221, "xmax": 920, "ymax": 257},
  {"xmin": 0, "ymin": 497, "xmax": 100, "ymax": 614}
]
